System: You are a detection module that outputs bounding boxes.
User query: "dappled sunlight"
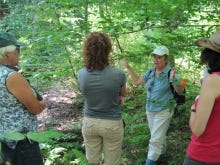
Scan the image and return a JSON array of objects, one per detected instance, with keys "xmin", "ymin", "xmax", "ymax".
[{"xmin": 37, "ymin": 90, "xmax": 83, "ymax": 132}]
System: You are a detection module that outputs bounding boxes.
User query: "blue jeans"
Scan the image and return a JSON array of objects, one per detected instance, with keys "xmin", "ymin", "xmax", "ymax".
[
  {"xmin": 183, "ymin": 154, "xmax": 220, "ymax": 165},
  {"xmin": 1, "ymin": 139, "xmax": 44, "ymax": 165}
]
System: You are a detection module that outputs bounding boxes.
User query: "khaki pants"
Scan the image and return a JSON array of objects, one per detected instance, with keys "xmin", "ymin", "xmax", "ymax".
[{"xmin": 82, "ymin": 117, "xmax": 124, "ymax": 165}]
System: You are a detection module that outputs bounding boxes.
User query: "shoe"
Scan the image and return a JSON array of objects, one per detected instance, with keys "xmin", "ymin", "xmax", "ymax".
[
  {"xmin": 145, "ymin": 159, "xmax": 154, "ymax": 165},
  {"xmin": 155, "ymin": 154, "xmax": 169, "ymax": 164}
]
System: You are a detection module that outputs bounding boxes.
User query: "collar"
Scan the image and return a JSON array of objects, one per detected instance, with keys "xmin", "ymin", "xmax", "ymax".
[
  {"xmin": 0, "ymin": 64, "xmax": 19, "ymax": 71},
  {"xmin": 152, "ymin": 65, "xmax": 171, "ymax": 74}
]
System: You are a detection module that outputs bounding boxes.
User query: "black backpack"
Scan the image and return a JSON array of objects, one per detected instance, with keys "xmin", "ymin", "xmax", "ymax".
[{"xmin": 168, "ymin": 69, "xmax": 186, "ymax": 115}]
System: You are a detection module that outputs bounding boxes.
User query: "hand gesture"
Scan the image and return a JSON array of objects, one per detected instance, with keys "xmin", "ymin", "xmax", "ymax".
[
  {"xmin": 169, "ymin": 67, "xmax": 176, "ymax": 80},
  {"xmin": 119, "ymin": 96, "xmax": 125, "ymax": 105}
]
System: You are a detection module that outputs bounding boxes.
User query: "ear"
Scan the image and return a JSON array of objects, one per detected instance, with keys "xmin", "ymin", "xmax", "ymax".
[{"xmin": 4, "ymin": 52, "xmax": 11, "ymax": 58}]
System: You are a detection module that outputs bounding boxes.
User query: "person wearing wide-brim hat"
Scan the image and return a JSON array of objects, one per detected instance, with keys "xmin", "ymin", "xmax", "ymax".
[
  {"xmin": 195, "ymin": 28, "xmax": 220, "ymax": 53},
  {"xmin": 0, "ymin": 31, "xmax": 46, "ymax": 165},
  {"xmin": 184, "ymin": 28, "xmax": 220, "ymax": 165}
]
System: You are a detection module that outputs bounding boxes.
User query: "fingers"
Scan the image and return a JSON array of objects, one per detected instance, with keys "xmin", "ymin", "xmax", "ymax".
[{"xmin": 119, "ymin": 96, "xmax": 125, "ymax": 104}]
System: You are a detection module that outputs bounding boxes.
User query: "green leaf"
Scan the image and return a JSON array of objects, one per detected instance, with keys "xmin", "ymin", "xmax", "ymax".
[
  {"xmin": 27, "ymin": 130, "xmax": 64, "ymax": 143},
  {"xmin": 0, "ymin": 131, "xmax": 26, "ymax": 141}
]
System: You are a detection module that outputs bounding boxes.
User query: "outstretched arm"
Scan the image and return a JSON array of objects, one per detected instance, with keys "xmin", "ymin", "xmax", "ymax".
[{"xmin": 122, "ymin": 58, "xmax": 146, "ymax": 85}]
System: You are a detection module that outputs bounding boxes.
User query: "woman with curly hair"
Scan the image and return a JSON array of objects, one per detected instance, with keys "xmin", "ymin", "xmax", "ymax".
[{"xmin": 77, "ymin": 32, "xmax": 126, "ymax": 165}]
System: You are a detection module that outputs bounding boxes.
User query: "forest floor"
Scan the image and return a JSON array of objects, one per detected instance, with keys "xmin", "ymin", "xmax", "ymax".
[
  {"xmin": 36, "ymin": 88, "xmax": 187, "ymax": 165},
  {"xmin": 37, "ymin": 89, "xmax": 83, "ymax": 132}
]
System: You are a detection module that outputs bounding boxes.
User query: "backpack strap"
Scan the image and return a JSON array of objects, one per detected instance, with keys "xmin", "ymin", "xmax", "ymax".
[
  {"xmin": 146, "ymin": 68, "xmax": 155, "ymax": 80},
  {"xmin": 168, "ymin": 69, "xmax": 186, "ymax": 104},
  {"xmin": 168, "ymin": 69, "xmax": 175, "ymax": 95}
]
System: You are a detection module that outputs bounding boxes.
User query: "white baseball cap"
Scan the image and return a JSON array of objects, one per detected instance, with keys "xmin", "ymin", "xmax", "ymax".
[{"xmin": 152, "ymin": 45, "xmax": 169, "ymax": 56}]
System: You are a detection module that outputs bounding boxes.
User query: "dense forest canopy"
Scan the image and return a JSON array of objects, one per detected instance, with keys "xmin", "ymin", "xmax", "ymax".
[
  {"xmin": 0, "ymin": 0, "xmax": 220, "ymax": 164},
  {"xmin": 0, "ymin": 0, "xmax": 219, "ymax": 90}
]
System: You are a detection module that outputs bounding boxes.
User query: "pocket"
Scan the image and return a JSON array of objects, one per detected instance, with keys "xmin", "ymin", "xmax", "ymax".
[
  {"xmin": 104, "ymin": 120, "xmax": 124, "ymax": 137},
  {"xmin": 82, "ymin": 119, "xmax": 95, "ymax": 136}
]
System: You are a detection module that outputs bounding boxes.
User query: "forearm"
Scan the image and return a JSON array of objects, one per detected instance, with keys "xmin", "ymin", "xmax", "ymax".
[
  {"xmin": 189, "ymin": 110, "xmax": 196, "ymax": 128},
  {"xmin": 119, "ymin": 84, "xmax": 126, "ymax": 104},
  {"xmin": 119, "ymin": 96, "xmax": 125, "ymax": 105},
  {"xmin": 119, "ymin": 84, "xmax": 126, "ymax": 97},
  {"xmin": 173, "ymin": 84, "xmax": 184, "ymax": 93},
  {"xmin": 169, "ymin": 68, "xmax": 185, "ymax": 93},
  {"xmin": 125, "ymin": 65, "xmax": 140, "ymax": 85}
]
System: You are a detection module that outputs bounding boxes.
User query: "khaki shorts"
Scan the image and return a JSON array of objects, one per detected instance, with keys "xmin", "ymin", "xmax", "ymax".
[{"xmin": 82, "ymin": 117, "xmax": 124, "ymax": 165}]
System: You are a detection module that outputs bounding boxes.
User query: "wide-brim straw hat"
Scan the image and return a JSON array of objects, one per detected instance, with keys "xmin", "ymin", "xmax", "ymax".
[{"xmin": 195, "ymin": 28, "xmax": 220, "ymax": 53}]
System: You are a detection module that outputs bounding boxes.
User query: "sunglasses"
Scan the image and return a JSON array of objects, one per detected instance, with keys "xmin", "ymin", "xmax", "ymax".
[{"xmin": 147, "ymin": 80, "xmax": 154, "ymax": 92}]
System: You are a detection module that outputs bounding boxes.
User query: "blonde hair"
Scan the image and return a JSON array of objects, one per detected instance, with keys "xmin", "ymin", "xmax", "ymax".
[{"xmin": 0, "ymin": 45, "xmax": 17, "ymax": 60}]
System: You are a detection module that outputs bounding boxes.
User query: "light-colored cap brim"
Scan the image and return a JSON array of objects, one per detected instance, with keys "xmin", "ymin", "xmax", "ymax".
[{"xmin": 151, "ymin": 52, "xmax": 166, "ymax": 56}]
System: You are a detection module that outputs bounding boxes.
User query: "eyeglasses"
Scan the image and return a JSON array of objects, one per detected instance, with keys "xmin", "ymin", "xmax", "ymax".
[{"xmin": 148, "ymin": 80, "xmax": 154, "ymax": 92}]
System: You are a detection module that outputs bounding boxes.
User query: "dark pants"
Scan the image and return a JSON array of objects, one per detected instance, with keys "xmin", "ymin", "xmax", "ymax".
[
  {"xmin": 1, "ymin": 139, "xmax": 44, "ymax": 165},
  {"xmin": 183, "ymin": 154, "xmax": 220, "ymax": 165}
]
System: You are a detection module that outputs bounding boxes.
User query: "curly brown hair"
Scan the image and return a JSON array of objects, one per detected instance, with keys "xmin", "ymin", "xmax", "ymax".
[{"xmin": 82, "ymin": 32, "xmax": 112, "ymax": 71}]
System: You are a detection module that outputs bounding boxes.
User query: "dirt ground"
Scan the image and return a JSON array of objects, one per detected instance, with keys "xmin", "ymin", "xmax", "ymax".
[{"xmin": 37, "ymin": 89, "xmax": 83, "ymax": 132}]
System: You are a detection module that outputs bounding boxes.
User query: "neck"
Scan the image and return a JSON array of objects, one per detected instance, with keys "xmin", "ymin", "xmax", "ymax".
[
  {"xmin": 1, "ymin": 64, "xmax": 19, "ymax": 71},
  {"xmin": 156, "ymin": 68, "xmax": 164, "ymax": 72},
  {"xmin": 155, "ymin": 66, "xmax": 166, "ymax": 76}
]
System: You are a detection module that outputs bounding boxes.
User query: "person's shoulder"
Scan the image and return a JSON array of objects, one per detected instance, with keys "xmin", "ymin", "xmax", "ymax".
[
  {"xmin": 8, "ymin": 71, "xmax": 25, "ymax": 81},
  {"xmin": 203, "ymin": 73, "xmax": 220, "ymax": 97},
  {"xmin": 202, "ymin": 73, "xmax": 220, "ymax": 88},
  {"xmin": 78, "ymin": 67, "xmax": 87, "ymax": 73},
  {"xmin": 164, "ymin": 65, "xmax": 172, "ymax": 73},
  {"xmin": 146, "ymin": 67, "xmax": 155, "ymax": 73},
  {"xmin": 207, "ymin": 73, "xmax": 220, "ymax": 79},
  {"xmin": 107, "ymin": 66, "xmax": 126, "ymax": 79},
  {"xmin": 108, "ymin": 66, "xmax": 124, "ymax": 73},
  {"xmin": 6, "ymin": 72, "xmax": 28, "ymax": 91}
]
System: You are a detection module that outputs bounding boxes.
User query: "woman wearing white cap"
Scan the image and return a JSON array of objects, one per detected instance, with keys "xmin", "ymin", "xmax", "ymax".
[
  {"xmin": 123, "ymin": 45, "xmax": 184, "ymax": 165},
  {"xmin": 184, "ymin": 29, "xmax": 220, "ymax": 164}
]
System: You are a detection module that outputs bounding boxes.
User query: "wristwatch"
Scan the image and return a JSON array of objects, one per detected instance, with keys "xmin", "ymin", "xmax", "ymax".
[{"xmin": 190, "ymin": 109, "xmax": 196, "ymax": 112}]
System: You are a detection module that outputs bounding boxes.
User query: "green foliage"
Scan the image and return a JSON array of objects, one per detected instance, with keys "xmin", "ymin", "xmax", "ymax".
[
  {"xmin": 0, "ymin": 0, "xmax": 219, "ymax": 92},
  {"xmin": 27, "ymin": 130, "xmax": 64, "ymax": 143},
  {"xmin": 40, "ymin": 130, "xmax": 85, "ymax": 165},
  {"xmin": 0, "ymin": 130, "xmax": 64, "ymax": 142},
  {"xmin": 71, "ymin": 149, "xmax": 88, "ymax": 165},
  {"xmin": 0, "ymin": 0, "xmax": 219, "ymax": 164},
  {"xmin": 0, "ymin": 131, "xmax": 25, "ymax": 141},
  {"xmin": 43, "ymin": 147, "xmax": 87, "ymax": 165}
]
